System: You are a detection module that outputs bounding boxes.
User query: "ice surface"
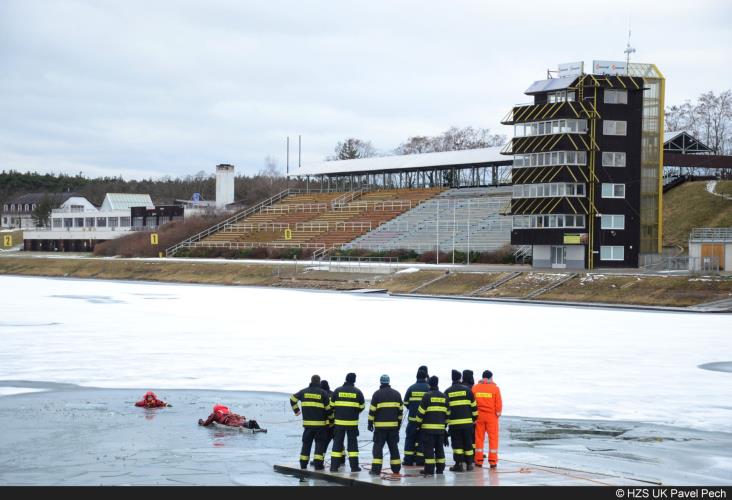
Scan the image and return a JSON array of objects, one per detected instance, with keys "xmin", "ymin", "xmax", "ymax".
[
  {"xmin": 0, "ymin": 275, "xmax": 730, "ymax": 433},
  {"xmin": 0, "ymin": 387, "xmax": 47, "ymax": 397}
]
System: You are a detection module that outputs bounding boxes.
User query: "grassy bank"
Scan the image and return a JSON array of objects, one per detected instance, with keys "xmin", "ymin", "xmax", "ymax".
[{"xmin": 1, "ymin": 257, "xmax": 730, "ymax": 308}]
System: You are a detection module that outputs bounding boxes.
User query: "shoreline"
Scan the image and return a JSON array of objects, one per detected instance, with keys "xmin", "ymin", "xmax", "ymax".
[{"xmin": 1, "ymin": 255, "xmax": 732, "ymax": 311}]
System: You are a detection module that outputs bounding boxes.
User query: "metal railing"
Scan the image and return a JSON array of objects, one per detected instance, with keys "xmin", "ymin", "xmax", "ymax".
[
  {"xmin": 689, "ymin": 228, "xmax": 732, "ymax": 241},
  {"xmin": 640, "ymin": 254, "xmax": 722, "ymax": 274},
  {"xmin": 262, "ymin": 203, "xmax": 330, "ymax": 214},
  {"xmin": 344, "ymin": 200, "xmax": 413, "ymax": 211},
  {"xmin": 184, "ymin": 241, "xmax": 326, "ymax": 251},
  {"xmin": 294, "ymin": 221, "xmax": 372, "ymax": 232},
  {"xmin": 327, "ymin": 255, "xmax": 399, "ymax": 274},
  {"xmin": 223, "ymin": 222, "xmax": 290, "ymax": 232},
  {"xmin": 331, "ymin": 189, "xmax": 365, "ymax": 208},
  {"xmin": 165, "ymin": 188, "xmax": 294, "ymax": 256}
]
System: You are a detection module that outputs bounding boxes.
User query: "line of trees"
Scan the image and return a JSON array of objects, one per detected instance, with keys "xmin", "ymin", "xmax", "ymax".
[
  {"xmin": 0, "ymin": 164, "xmax": 293, "ymax": 208},
  {"xmin": 329, "ymin": 126, "xmax": 506, "ymax": 160}
]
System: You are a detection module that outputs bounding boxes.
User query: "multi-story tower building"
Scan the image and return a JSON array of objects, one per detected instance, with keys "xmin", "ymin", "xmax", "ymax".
[{"xmin": 502, "ymin": 61, "xmax": 664, "ymax": 269}]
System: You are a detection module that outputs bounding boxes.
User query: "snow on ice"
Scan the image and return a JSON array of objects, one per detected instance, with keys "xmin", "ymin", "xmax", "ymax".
[{"xmin": 0, "ymin": 275, "xmax": 730, "ymax": 433}]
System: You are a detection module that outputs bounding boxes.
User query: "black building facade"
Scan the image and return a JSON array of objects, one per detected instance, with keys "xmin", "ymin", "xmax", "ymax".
[{"xmin": 503, "ymin": 63, "xmax": 665, "ymax": 269}]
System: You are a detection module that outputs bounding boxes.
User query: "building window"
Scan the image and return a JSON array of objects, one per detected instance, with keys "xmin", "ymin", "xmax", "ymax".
[
  {"xmin": 64, "ymin": 218, "xmax": 73, "ymax": 228},
  {"xmin": 97, "ymin": 217, "xmax": 107, "ymax": 227},
  {"xmin": 602, "ymin": 152, "xmax": 626, "ymax": 167},
  {"xmin": 600, "ymin": 246, "xmax": 624, "ymax": 261},
  {"xmin": 120, "ymin": 217, "xmax": 131, "ymax": 227},
  {"xmin": 547, "ymin": 90, "xmax": 576, "ymax": 103},
  {"xmin": 514, "ymin": 119, "xmax": 588, "ymax": 138},
  {"xmin": 604, "ymin": 89, "xmax": 628, "ymax": 104},
  {"xmin": 2, "ymin": 204, "xmax": 7, "ymax": 211},
  {"xmin": 85, "ymin": 217, "xmax": 95, "ymax": 227},
  {"xmin": 75, "ymin": 217, "xmax": 84, "ymax": 227},
  {"xmin": 512, "ymin": 214, "xmax": 585, "ymax": 229},
  {"xmin": 25, "ymin": 204, "xmax": 30, "ymax": 212},
  {"xmin": 108, "ymin": 217, "xmax": 119, "ymax": 228},
  {"xmin": 513, "ymin": 183, "xmax": 586, "ymax": 198},
  {"xmin": 603, "ymin": 120, "xmax": 627, "ymax": 136},
  {"xmin": 70, "ymin": 205, "xmax": 85, "ymax": 212},
  {"xmin": 2, "ymin": 217, "xmax": 6, "ymax": 224},
  {"xmin": 52, "ymin": 218, "xmax": 62, "ymax": 228},
  {"xmin": 602, "ymin": 183, "xmax": 625, "ymax": 198},
  {"xmin": 513, "ymin": 150, "xmax": 587, "ymax": 168},
  {"xmin": 132, "ymin": 217, "xmax": 144, "ymax": 228},
  {"xmin": 601, "ymin": 214, "xmax": 625, "ymax": 230}
]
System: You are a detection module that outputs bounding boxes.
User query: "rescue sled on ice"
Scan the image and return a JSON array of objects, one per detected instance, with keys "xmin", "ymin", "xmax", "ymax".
[{"xmin": 211, "ymin": 421, "xmax": 268, "ymax": 433}]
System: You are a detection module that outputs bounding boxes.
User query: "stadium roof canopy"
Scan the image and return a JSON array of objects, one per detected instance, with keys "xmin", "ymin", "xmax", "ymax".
[{"xmin": 288, "ymin": 147, "xmax": 509, "ymax": 177}]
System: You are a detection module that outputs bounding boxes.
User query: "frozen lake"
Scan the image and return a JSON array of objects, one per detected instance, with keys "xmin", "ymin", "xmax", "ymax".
[
  {"xmin": 1, "ymin": 275, "xmax": 730, "ymax": 432},
  {"xmin": 0, "ymin": 275, "xmax": 731, "ymax": 485}
]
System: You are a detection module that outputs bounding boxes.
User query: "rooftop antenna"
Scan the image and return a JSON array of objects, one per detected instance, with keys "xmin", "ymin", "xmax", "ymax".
[{"xmin": 624, "ymin": 27, "xmax": 636, "ymax": 74}]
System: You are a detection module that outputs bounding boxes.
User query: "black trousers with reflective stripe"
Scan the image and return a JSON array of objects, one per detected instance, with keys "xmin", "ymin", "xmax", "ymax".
[
  {"xmin": 372, "ymin": 429, "xmax": 401, "ymax": 473},
  {"xmin": 300, "ymin": 427, "xmax": 327, "ymax": 469},
  {"xmin": 449, "ymin": 427, "xmax": 474, "ymax": 464},
  {"xmin": 331, "ymin": 427, "xmax": 359, "ymax": 470},
  {"xmin": 404, "ymin": 420, "xmax": 424, "ymax": 465},
  {"xmin": 421, "ymin": 433, "xmax": 445, "ymax": 474}
]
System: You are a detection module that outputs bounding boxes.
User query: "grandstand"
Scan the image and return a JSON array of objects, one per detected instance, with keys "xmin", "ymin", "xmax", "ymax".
[
  {"xmin": 166, "ymin": 148, "xmax": 513, "ymax": 258},
  {"xmin": 345, "ymin": 186, "xmax": 513, "ymax": 253}
]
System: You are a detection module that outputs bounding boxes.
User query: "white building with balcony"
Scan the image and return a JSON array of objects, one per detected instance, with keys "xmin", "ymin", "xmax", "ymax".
[{"xmin": 23, "ymin": 193, "xmax": 155, "ymax": 252}]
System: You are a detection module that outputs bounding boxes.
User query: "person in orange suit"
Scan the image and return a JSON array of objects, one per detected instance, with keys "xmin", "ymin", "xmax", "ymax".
[{"xmin": 472, "ymin": 370, "xmax": 502, "ymax": 468}]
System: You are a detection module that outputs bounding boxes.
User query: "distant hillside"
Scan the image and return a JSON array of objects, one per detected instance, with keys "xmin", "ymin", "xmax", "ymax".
[{"xmin": 663, "ymin": 180, "xmax": 732, "ymax": 250}]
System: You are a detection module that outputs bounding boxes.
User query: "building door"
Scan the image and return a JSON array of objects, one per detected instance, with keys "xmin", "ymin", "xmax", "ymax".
[
  {"xmin": 551, "ymin": 246, "xmax": 566, "ymax": 269},
  {"xmin": 701, "ymin": 244, "xmax": 725, "ymax": 271}
]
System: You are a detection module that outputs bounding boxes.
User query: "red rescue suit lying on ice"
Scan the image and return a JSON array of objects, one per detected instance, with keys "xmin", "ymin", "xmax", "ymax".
[
  {"xmin": 134, "ymin": 391, "xmax": 170, "ymax": 408},
  {"xmin": 198, "ymin": 404, "xmax": 265, "ymax": 431}
]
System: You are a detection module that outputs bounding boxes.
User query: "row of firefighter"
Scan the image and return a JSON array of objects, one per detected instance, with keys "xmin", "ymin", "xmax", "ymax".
[{"xmin": 289, "ymin": 366, "xmax": 502, "ymax": 477}]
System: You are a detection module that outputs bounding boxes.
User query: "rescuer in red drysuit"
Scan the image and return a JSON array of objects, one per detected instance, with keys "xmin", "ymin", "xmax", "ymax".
[
  {"xmin": 134, "ymin": 391, "xmax": 170, "ymax": 408},
  {"xmin": 198, "ymin": 404, "xmax": 266, "ymax": 431}
]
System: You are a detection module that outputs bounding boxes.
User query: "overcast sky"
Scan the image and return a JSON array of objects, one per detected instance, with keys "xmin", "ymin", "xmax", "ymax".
[{"xmin": 1, "ymin": 0, "xmax": 730, "ymax": 180}]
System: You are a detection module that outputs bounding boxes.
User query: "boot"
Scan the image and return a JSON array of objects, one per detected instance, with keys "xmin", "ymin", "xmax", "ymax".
[
  {"xmin": 369, "ymin": 467, "xmax": 381, "ymax": 475},
  {"xmin": 465, "ymin": 462, "xmax": 474, "ymax": 471},
  {"xmin": 449, "ymin": 463, "xmax": 464, "ymax": 472},
  {"xmin": 489, "ymin": 463, "xmax": 497, "ymax": 469}
]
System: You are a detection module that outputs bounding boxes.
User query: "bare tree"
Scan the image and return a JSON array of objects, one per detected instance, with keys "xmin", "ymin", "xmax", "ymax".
[
  {"xmin": 393, "ymin": 135, "xmax": 435, "ymax": 155},
  {"xmin": 665, "ymin": 89, "xmax": 732, "ymax": 154},
  {"xmin": 394, "ymin": 126, "xmax": 505, "ymax": 155},
  {"xmin": 259, "ymin": 156, "xmax": 281, "ymax": 177},
  {"xmin": 328, "ymin": 138, "xmax": 377, "ymax": 160}
]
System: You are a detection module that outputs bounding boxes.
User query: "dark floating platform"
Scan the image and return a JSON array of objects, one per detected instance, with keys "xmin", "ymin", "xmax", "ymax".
[{"xmin": 274, "ymin": 460, "xmax": 659, "ymax": 487}]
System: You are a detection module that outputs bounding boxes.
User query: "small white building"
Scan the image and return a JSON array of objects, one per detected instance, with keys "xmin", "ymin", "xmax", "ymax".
[
  {"xmin": 688, "ymin": 228, "xmax": 732, "ymax": 272},
  {"xmin": 23, "ymin": 193, "xmax": 155, "ymax": 252}
]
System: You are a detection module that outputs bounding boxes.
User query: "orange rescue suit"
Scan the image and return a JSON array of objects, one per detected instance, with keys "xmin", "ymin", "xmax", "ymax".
[{"xmin": 472, "ymin": 379, "xmax": 502, "ymax": 466}]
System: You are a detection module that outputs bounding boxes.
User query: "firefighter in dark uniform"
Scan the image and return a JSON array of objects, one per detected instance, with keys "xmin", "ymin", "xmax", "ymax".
[
  {"xmin": 290, "ymin": 374, "xmax": 333, "ymax": 470},
  {"xmin": 329, "ymin": 373, "xmax": 365, "ymax": 472},
  {"xmin": 462, "ymin": 369, "xmax": 476, "ymax": 461},
  {"xmin": 320, "ymin": 380, "xmax": 334, "ymax": 462},
  {"xmin": 403, "ymin": 367, "xmax": 430, "ymax": 466},
  {"xmin": 415, "ymin": 375, "xmax": 448, "ymax": 476},
  {"xmin": 445, "ymin": 369, "xmax": 478, "ymax": 471},
  {"xmin": 368, "ymin": 374, "xmax": 403, "ymax": 475}
]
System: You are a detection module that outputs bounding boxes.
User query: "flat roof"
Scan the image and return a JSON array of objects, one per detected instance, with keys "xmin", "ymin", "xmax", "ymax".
[{"xmin": 288, "ymin": 147, "xmax": 508, "ymax": 177}]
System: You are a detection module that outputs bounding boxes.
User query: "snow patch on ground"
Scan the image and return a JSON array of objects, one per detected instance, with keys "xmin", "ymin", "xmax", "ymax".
[{"xmin": 396, "ymin": 267, "xmax": 420, "ymax": 274}]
